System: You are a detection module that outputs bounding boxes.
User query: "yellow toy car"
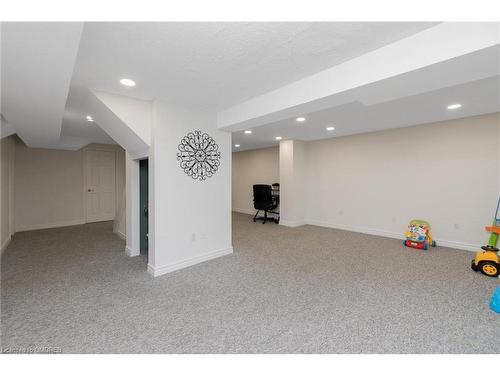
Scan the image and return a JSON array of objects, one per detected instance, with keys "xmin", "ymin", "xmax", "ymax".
[{"xmin": 471, "ymin": 243, "xmax": 500, "ymax": 278}]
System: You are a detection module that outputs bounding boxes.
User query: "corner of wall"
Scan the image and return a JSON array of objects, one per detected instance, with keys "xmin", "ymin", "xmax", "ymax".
[{"xmin": 146, "ymin": 246, "xmax": 233, "ymax": 277}]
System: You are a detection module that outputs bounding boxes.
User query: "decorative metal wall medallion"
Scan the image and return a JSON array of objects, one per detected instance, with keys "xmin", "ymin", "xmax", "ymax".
[{"xmin": 177, "ymin": 130, "xmax": 221, "ymax": 181}]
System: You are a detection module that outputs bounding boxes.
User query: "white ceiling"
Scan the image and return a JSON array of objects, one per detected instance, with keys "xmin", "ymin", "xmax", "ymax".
[
  {"xmin": 62, "ymin": 22, "xmax": 438, "ymax": 146},
  {"xmin": 70, "ymin": 22, "xmax": 437, "ymax": 107},
  {"xmin": 1, "ymin": 22, "xmax": 83, "ymax": 148},
  {"xmin": 61, "ymin": 109, "xmax": 116, "ymax": 145},
  {"xmin": 232, "ymin": 75, "xmax": 500, "ymax": 151},
  {"xmin": 231, "ymin": 40, "xmax": 500, "ymax": 151},
  {"xmin": 2, "ymin": 22, "xmax": 499, "ymax": 151}
]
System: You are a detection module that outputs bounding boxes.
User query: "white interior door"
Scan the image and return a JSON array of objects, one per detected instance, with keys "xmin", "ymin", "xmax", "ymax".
[{"xmin": 85, "ymin": 150, "xmax": 116, "ymax": 223}]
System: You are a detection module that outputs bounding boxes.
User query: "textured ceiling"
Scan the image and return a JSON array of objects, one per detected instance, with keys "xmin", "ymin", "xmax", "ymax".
[
  {"xmin": 71, "ymin": 22, "xmax": 437, "ymax": 108},
  {"xmin": 63, "ymin": 22, "xmax": 437, "ymax": 144},
  {"xmin": 7, "ymin": 22, "xmax": 497, "ymax": 151}
]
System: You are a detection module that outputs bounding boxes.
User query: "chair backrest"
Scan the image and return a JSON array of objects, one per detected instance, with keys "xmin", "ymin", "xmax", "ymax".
[{"xmin": 253, "ymin": 184, "xmax": 273, "ymax": 210}]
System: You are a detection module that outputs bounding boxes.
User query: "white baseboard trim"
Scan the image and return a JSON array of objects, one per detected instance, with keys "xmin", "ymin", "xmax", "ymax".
[
  {"xmin": 232, "ymin": 208, "xmax": 255, "ymax": 215},
  {"xmin": 125, "ymin": 246, "xmax": 140, "ymax": 257},
  {"xmin": 432, "ymin": 239, "xmax": 479, "ymax": 252},
  {"xmin": 280, "ymin": 220, "xmax": 307, "ymax": 228},
  {"xmin": 307, "ymin": 219, "xmax": 479, "ymax": 252},
  {"xmin": 114, "ymin": 230, "xmax": 126, "ymax": 241},
  {"xmin": 235, "ymin": 211, "xmax": 479, "ymax": 252},
  {"xmin": 15, "ymin": 219, "xmax": 86, "ymax": 233},
  {"xmin": 308, "ymin": 219, "xmax": 402, "ymax": 240},
  {"xmin": 1, "ymin": 236, "xmax": 12, "ymax": 254},
  {"xmin": 147, "ymin": 246, "xmax": 233, "ymax": 277}
]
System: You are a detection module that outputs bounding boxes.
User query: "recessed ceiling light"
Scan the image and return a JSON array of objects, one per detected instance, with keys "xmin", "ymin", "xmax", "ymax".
[
  {"xmin": 244, "ymin": 130, "xmax": 252, "ymax": 134},
  {"xmin": 275, "ymin": 136, "xmax": 283, "ymax": 140},
  {"xmin": 447, "ymin": 103, "xmax": 462, "ymax": 110},
  {"xmin": 234, "ymin": 144, "xmax": 240, "ymax": 148},
  {"xmin": 296, "ymin": 117, "xmax": 306, "ymax": 122},
  {"xmin": 326, "ymin": 126, "xmax": 335, "ymax": 131},
  {"xmin": 120, "ymin": 78, "xmax": 136, "ymax": 87},
  {"xmin": 86, "ymin": 115, "xmax": 94, "ymax": 122}
]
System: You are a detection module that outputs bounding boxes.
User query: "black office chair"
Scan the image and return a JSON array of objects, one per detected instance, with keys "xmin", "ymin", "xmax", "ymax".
[
  {"xmin": 253, "ymin": 184, "xmax": 279, "ymax": 224},
  {"xmin": 271, "ymin": 183, "xmax": 280, "ymax": 206}
]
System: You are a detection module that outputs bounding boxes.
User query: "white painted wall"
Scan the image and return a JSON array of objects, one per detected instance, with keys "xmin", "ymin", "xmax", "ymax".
[
  {"xmin": 232, "ymin": 147, "xmax": 279, "ymax": 214},
  {"xmin": 1, "ymin": 135, "xmax": 15, "ymax": 253},
  {"xmin": 303, "ymin": 113, "xmax": 500, "ymax": 250},
  {"xmin": 93, "ymin": 91, "xmax": 152, "ymax": 146},
  {"xmin": 87, "ymin": 91, "xmax": 149, "ymax": 158},
  {"xmin": 148, "ymin": 100, "xmax": 232, "ymax": 276},
  {"xmin": 14, "ymin": 143, "xmax": 126, "ymax": 233},
  {"xmin": 15, "ymin": 145, "xmax": 84, "ymax": 231},
  {"xmin": 279, "ymin": 140, "xmax": 307, "ymax": 227},
  {"xmin": 1, "ymin": 116, "xmax": 16, "ymax": 139}
]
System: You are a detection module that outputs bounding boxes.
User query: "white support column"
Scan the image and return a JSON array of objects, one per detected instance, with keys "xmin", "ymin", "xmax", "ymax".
[
  {"xmin": 146, "ymin": 100, "xmax": 232, "ymax": 277},
  {"xmin": 125, "ymin": 153, "xmax": 140, "ymax": 257},
  {"xmin": 147, "ymin": 119, "xmax": 156, "ymax": 271},
  {"xmin": 279, "ymin": 139, "xmax": 306, "ymax": 227}
]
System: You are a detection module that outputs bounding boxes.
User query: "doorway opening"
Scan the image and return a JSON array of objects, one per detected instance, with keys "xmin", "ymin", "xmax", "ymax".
[{"xmin": 139, "ymin": 158, "xmax": 149, "ymax": 257}]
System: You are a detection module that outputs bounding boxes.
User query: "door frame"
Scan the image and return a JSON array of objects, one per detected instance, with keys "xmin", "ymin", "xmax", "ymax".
[
  {"xmin": 139, "ymin": 158, "xmax": 149, "ymax": 255},
  {"xmin": 125, "ymin": 156, "xmax": 142, "ymax": 257},
  {"xmin": 82, "ymin": 144, "xmax": 122, "ymax": 224}
]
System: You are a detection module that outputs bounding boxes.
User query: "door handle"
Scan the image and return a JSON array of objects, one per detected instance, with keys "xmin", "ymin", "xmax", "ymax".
[{"xmin": 87, "ymin": 189, "xmax": 94, "ymax": 192}]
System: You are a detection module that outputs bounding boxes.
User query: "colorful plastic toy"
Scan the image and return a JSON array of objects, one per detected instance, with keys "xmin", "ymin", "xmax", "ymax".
[
  {"xmin": 403, "ymin": 219, "xmax": 436, "ymax": 250},
  {"xmin": 471, "ymin": 197, "xmax": 500, "ymax": 277},
  {"xmin": 490, "ymin": 287, "xmax": 500, "ymax": 313}
]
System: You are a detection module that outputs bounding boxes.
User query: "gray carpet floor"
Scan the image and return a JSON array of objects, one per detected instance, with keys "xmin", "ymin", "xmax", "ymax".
[{"xmin": 1, "ymin": 212, "xmax": 499, "ymax": 353}]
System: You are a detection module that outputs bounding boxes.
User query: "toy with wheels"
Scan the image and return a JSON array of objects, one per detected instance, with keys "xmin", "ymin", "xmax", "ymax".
[
  {"xmin": 403, "ymin": 219, "xmax": 436, "ymax": 250},
  {"xmin": 471, "ymin": 197, "xmax": 500, "ymax": 277},
  {"xmin": 471, "ymin": 246, "xmax": 500, "ymax": 277}
]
